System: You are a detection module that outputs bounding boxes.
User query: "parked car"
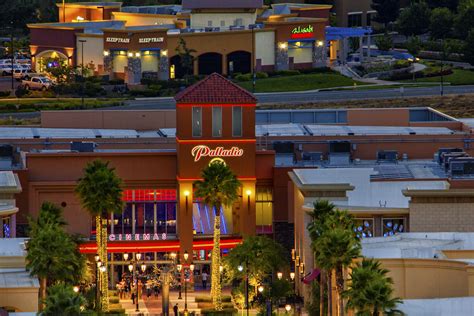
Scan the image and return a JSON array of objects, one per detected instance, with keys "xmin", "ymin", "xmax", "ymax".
[
  {"xmin": 22, "ymin": 76, "xmax": 53, "ymax": 91},
  {"xmin": 13, "ymin": 69, "xmax": 39, "ymax": 81}
]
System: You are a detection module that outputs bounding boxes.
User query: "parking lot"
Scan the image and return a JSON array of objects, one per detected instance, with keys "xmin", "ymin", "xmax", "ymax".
[{"xmin": 0, "ymin": 76, "xmax": 23, "ymax": 92}]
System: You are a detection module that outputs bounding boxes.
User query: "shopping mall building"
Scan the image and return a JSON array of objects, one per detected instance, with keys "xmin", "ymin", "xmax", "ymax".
[
  {"xmin": 3, "ymin": 74, "xmax": 474, "ymax": 307},
  {"xmin": 27, "ymin": 1, "xmax": 364, "ymax": 83}
]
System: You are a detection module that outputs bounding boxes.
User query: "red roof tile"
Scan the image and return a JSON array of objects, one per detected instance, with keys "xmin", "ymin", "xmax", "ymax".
[{"xmin": 174, "ymin": 73, "xmax": 257, "ymax": 104}]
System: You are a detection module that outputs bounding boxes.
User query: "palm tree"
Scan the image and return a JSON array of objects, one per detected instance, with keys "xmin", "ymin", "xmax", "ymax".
[
  {"xmin": 194, "ymin": 161, "xmax": 241, "ymax": 310},
  {"xmin": 344, "ymin": 259, "xmax": 404, "ymax": 316},
  {"xmin": 310, "ymin": 206, "xmax": 361, "ymax": 316},
  {"xmin": 43, "ymin": 283, "xmax": 86, "ymax": 316},
  {"xmin": 76, "ymin": 160, "xmax": 123, "ymax": 312},
  {"xmin": 307, "ymin": 200, "xmax": 336, "ymax": 316},
  {"xmin": 26, "ymin": 202, "xmax": 85, "ymax": 311}
]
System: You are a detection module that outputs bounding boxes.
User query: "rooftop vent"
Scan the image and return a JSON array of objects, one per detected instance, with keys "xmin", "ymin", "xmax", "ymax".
[
  {"xmin": 71, "ymin": 142, "xmax": 96, "ymax": 153},
  {"xmin": 377, "ymin": 150, "xmax": 398, "ymax": 163}
]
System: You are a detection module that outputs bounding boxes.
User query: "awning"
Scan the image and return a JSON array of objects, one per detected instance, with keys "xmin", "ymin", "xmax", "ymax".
[{"xmin": 302, "ymin": 268, "xmax": 320, "ymax": 284}]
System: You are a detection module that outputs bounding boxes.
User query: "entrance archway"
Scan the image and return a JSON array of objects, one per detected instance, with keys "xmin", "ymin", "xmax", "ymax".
[
  {"xmin": 227, "ymin": 51, "xmax": 251, "ymax": 74},
  {"xmin": 198, "ymin": 53, "xmax": 222, "ymax": 75},
  {"xmin": 35, "ymin": 50, "xmax": 68, "ymax": 73}
]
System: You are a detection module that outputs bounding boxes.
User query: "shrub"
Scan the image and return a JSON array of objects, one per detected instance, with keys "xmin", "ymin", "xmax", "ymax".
[
  {"xmin": 0, "ymin": 90, "xmax": 10, "ymax": 98},
  {"xmin": 275, "ymin": 70, "xmax": 300, "ymax": 76},
  {"xmin": 235, "ymin": 73, "xmax": 252, "ymax": 81},
  {"xmin": 109, "ymin": 297, "xmax": 120, "ymax": 304},
  {"xmin": 15, "ymin": 86, "xmax": 29, "ymax": 98},
  {"xmin": 129, "ymin": 89, "xmax": 161, "ymax": 97},
  {"xmin": 256, "ymin": 72, "xmax": 268, "ymax": 79},
  {"xmin": 201, "ymin": 308, "xmax": 238, "ymax": 316},
  {"xmin": 393, "ymin": 60, "xmax": 411, "ymax": 69}
]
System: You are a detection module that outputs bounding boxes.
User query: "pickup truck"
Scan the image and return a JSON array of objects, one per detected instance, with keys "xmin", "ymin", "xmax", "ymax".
[{"xmin": 22, "ymin": 76, "xmax": 54, "ymax": 91}]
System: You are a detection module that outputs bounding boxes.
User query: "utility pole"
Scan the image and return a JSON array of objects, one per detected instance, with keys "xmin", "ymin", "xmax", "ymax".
[
  {"xmin": 10, "ymin": 21, "xmax": 14, "ymax": 93},
  {"xmin": 79, "ymin": 39, "xmax": 87, "ymax": 107}
]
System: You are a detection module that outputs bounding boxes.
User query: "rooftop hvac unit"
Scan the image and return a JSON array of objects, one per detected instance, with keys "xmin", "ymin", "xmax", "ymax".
[
  {"xmin": 376, "ymin": 150, "xmax": 398, "ymax": 163},
  {"xmin": 273, "ymin": 141, "xmax": 294, "ymax": 153},
  {"xmin": 302, "ymin": 152, "xmax": 323, "ymax": 161},
  {"xmin": 450, "ymin": 158, "xmax": 474, "ymax": 177},
  {"xmin": 437, "ymin": 148, "xmax": 463, "ymax": 164},
  {"xmin": 442, "ymin": 152, "xmax": 468, "ymax": 171},
  {"xmin": 0, "ymin": 144, "xmax": 13, "ymax": 157},
  {"xmin": 329, "ymin": 141, "xmax": 351, "ymax": 153},
  {"xmin": 71, "ymin": 142, "xmax": 96, "ymax": 153}
]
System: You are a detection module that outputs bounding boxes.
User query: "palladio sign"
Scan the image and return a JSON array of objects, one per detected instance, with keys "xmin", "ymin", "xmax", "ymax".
[{"xmin": 191, "ymin": 145, "xmax": 244, "ymax": 162}]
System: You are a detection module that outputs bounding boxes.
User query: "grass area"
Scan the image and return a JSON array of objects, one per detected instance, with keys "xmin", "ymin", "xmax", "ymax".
[
  {"xmin": 401, "ymin": 69, "xmax": 474, "ymax": 85},
  {"xmin": 0, "ymin": 98, "xmax": 124, "ymax": 113},
  {"xmin": 237, "ymin": 72, "xmax": 366, "ymax": 92},
  {"xmin": 322, "ymin": 83, "xmax": 441, "ymax": 91},
  {"xmin": 0, "ymin": 116, "xmax": 40, "ymax": 125}
]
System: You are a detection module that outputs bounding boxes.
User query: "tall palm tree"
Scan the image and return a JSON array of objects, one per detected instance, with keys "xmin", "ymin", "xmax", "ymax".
[
  {"xmin": 26, "ymin": 202, "xmax": 84, "ymax": 311},
  {"xmin": 76, "ymin": 160, "xmax": 123, "ymax": 312},
  {"xmin": 344, "ymin": 259, "xmax": 404, "ymax": 316},
  {"xmin": 307, "ymin": 200, "xmax": 336, "ymax": 316},
  {"xmin": 194, "ymin": 161, "xmax": 241, "ymax": 310}
]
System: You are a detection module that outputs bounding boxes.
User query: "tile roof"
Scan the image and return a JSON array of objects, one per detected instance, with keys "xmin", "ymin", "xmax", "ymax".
[{"xmin": 174, "ymin": 73, "xmax": 257, "ymax": 104}]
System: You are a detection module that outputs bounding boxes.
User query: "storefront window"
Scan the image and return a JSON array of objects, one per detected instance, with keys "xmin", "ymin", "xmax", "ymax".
[
  {"xmin": 232, "ymin": 106, "xmax": 242, "ymax": 137},
  {"xmin": 212, "ymin": 106, "xmax": 222, "ymax": 137},
  {"xmin": 354, "ymin": 218, "xmax": 374, "ymax": 238},
  {"xmin": 192, "ymin": 107, "xmax": 202, "ymax": 137},
  {"xmin": 92, "ymin": 189, "xmax": 177, "ymax": 238},
  {"xmin": 192, "ymin": 203, "xmax": 232, "ymax": 235},
  {"xmin": 256, "ymin": 188, "xmax": 273, "ymax": 234},
  {"xmin": 383, "ymin": 218, "xmax": 405, "ymax": 237}
]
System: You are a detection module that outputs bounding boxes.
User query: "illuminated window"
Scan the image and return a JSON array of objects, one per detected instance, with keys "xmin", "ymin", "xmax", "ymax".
[
  {"xmin": 212, "ymin": 106, "xmax": 222, "ymax": 137},
  {"xmin": 354, "ymin": 218, "xmax": 374, "ymax": 238},
  {"xmin": 192, "ymin": 106, "xmax": 202, "ymax": 137},
  {"xmin": 383, "ymin": 218, "xmax": 405, "ymax": 236},
  {"xmin": 170, "ymin": 64, "xmax": 176, "ymax": 79},
  {"xmin": 232, "ymin": 106, "xmax": 242, "ymax": 137},
  {"xmin": 256, "ymin": 188, "xmax": 273, "ymax": 234}
]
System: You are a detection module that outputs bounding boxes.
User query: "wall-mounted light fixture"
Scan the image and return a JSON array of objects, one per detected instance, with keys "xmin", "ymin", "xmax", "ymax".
[
  {"xmin": 246, "ymin": 189, "xmax": 251, "ymax": 214},
  {"xmin": 184, "ymin": 190, "xmax": 190, "ymax": 213}
]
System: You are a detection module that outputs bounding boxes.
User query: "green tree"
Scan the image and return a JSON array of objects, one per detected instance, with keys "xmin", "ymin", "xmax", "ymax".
[
  {"xmin": 458, "ymin": 0, "xmax": 474, "ymax": 12},
  {"xmin": 224, "ymin": 236, "xmax": 289, "ymax": 312},
  {"xmin": 175, "ymin": 37, "xmax": 196, "ymax": 83},
  {"xmin": 43, "ymin": 57, "xmax": 76, "ymax": 84},
  {"xmin": 26, "ymin": 202, "xmax": 85, "ymax": 311},
  {"xmin": 313, "ymin": 211, "xmax": 361, "ymax": 316},
  {"xmin": 426, "ymin": 0, "xmax": 459, "ymax": 11},
  {"xmin": 430, "ymin": 7, "xmax": 454, "ymax": 39},
  {"xmin": 43, "ymin": 283, "xmax": 86, "ymax": 316},
  {"xmin": 344, "ymin": 259, "xmax": 404, "ymax": 316},
  {"xmin": 76, "ymin": 160, "xmax": 124, "ymax": 312},
  {"xmin": 464, "ymin": 29, "xmax": 474, "ymax": 66},
  {"xmin": 454, "ymin": 7, "xmax": 474, "ymax": 39},
  {"xmin": 375, "ymin": 33, "xmax": 393, "ymax": 51},
  {"xmin": 397, "ymin": 1, "xmax": 431, "ymax": 36},
  {"xmin": 194, "ymin": 161, "xmax": 241, "ymax": 310},
  {"xmin": 406, "ymin": 36, "xmax": 422, "ymax": 57},
  {"xmin": 370, "ymin": 0, "xmax": 400, "ymax": 29}
]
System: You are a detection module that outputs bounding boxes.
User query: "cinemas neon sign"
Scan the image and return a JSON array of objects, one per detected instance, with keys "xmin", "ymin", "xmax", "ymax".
[
  {"xmin": 109, "ymin": 233, "xmax": 167, "ymax": 241},
  {"xmin": 192, "ymin": 145, "xmax": 244, "ymax": 162},
  {"xmin": 291, "ymin": 25, "xmax": 314, "ymax": 39}
]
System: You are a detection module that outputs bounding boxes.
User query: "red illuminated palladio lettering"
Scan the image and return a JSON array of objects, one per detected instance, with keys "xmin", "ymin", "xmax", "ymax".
[{"xmin": 191, "ymin": 145, "xmax": 244, "ymax": 162}]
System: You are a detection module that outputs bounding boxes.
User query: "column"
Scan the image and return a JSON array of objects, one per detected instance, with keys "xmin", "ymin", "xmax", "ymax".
[
  {"xmin": 222, "ymin": 54, "xmax": 227, "ymax": 76},
  {"xmin": 0, "ymin": 218, "xmax": 3, "ymax": 238},
  {"xmin": 10, "ymin": 214, "xmax": 16, "ymax": 238},
  {"xmin": 159, "ymin": 52, "xmax": 169, "ymax": 80},
  {"xmin": 127, "ymin": 56, "xmax": 142, "ymax": 85},
  {"xmin": 359, "ymin": 36, "xmax": 364, "ymax": 62},
  {"xmin": 178, "ymin": 181, "xmax": 193, "ymax": 262},
  {"xmin": 367, "ymin": 35, "xmax": 371, "ymax": 59},
  {"xmin": 275, "ymin": 42, "xmax": 289, "ymax": 71}
]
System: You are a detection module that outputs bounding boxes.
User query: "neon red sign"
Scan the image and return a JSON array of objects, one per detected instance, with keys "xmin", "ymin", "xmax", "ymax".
[
  {"xmin": 192, "ymin": 145, "xmax": 244, "ymax": 162},
  {"xmin": 291, "ymin": 25, "xmax": 314, "ymax": 39}
]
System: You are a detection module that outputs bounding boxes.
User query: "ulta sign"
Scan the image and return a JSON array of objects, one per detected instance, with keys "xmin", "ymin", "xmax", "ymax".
[
  {"xmin": 291, "ymin": 25, "xmax": 314, "ymax": 39},
  {"xmin": 192, "ymin": 145, "xmax": 244, "ymax": 162}
]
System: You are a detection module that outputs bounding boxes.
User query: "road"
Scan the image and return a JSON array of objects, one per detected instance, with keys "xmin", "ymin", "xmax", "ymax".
[{"xmin": 120, "ymin": 85, "xmax": 474, "ymax": 109}]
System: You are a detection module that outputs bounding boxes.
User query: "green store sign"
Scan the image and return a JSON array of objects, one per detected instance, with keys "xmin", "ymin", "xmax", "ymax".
[{"xmin": 291, "ymin": 25, "xmax": 314, "ymax": 34}]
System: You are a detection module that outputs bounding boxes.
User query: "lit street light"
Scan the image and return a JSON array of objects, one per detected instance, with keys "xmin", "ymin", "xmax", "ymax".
[{"xmin": 128, "ymin": 253, "xmax": 146, "ymax": 312}]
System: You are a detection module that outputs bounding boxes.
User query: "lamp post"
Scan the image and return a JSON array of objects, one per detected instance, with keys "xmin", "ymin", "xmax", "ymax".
[
  {"xmin": 10, "ymin": 20, "xmax": 14, "ymax": 93},
  {"xmin": 128, "ymin": 253, "xmax": 146, "ymax": 312},
  {"xmin": 78, "ymin": 39, "xmax": 87, "ymax": 107},
  {"xmin": 94, "ymin": 254, "xmax": 101, "ymax": 311},
  {"xmin": 238, "ymin": 261, "xmax": 249, "ymax": 316}
]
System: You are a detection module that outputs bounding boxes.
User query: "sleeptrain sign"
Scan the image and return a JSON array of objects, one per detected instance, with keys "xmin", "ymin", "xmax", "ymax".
[
  {"xmin": 291, "ymin": 25, "xmax": 314, "ymax": 39},
  {"xmin": 191, "ymin": 145, "xmax": 244, "ymax": 162},
  {"xmin": 106, "ymin": 37, "xmax": 130, "ymax": 43},
  {"xmin": 108, "ymin": 233, "xmax": 167, "ymax": 241}
]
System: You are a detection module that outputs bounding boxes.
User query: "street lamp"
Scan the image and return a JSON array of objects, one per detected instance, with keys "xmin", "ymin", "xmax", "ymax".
[
  {"xmin": 277, "ymin": 272, "xmax": 283, "ymax": 280},
  {"xmin": 285, "ymin": 304, "xmax": 292, "ymax": 313},
  {"xmin": 94, "ymin": 254, "xmax": 101, "ymax": 311},
  {"xmin": 240, "ymin": 261, "xmax": 250, "ymax": 316},
  {"xmin": 128, "ymin": 253, "xmax": 145, "ymax": 312},
  {"xmin": 78, "ymin": 39, "xmax": 87, "ymax": 107}
]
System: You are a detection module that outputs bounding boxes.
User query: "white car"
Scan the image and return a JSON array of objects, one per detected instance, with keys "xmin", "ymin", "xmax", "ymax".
[
  {"xmin": 22, "ymin": 76, "xmax": 54, "ymax": 91},
  {"xmin": 13, "ymin": 69, "xmax": 38, "ymax": 81}
]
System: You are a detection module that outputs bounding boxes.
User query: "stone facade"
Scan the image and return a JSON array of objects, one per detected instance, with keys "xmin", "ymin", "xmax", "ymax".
[
  {"xmin": 104, "ymin": 55, "xmax": 113, "ymax": 76},
  {"xmin": 312, "ymin": 44, "xmax": 326, "ymax": 68},
  {"xmin": 159, "ymin": 54, "xmax": 169, "ymax": 80},
  {"xmin": 127, "ymin": 57, "xmax": 142, "ymax": 84},
  {"xmin": 410, "ymin": 202, "xmax": 474, "ymax": 232},
  {"xmin": 275, "ymin": 44, "xmax": 289, "ymax": 71}
]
